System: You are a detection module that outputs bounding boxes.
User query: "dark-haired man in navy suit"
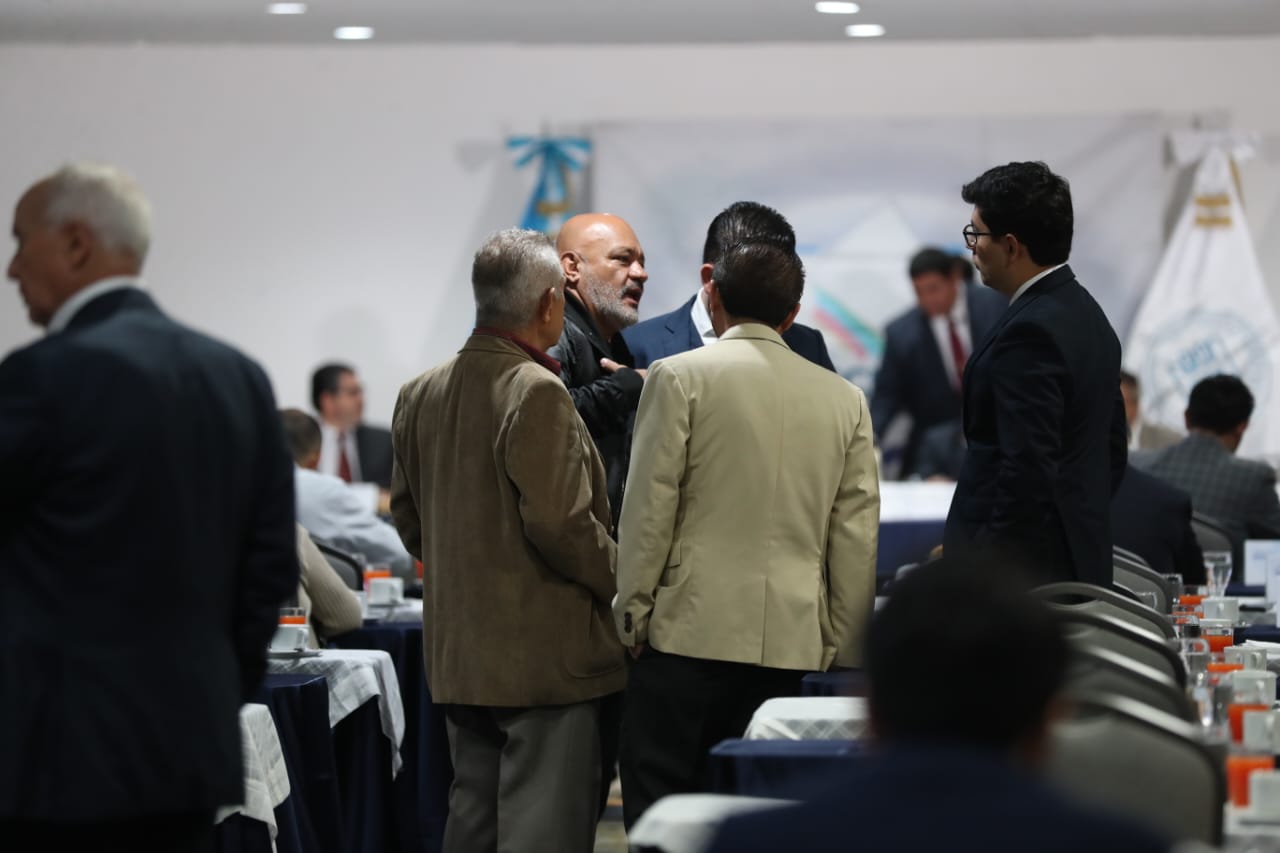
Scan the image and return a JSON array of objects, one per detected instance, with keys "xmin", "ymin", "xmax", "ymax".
[
  {"xmin": 872, "ymin": 247, "xmax": 1007, "ymax": 478},
  {"xmin": 943, "ymin": 162, "xmax": 1128, "ymax": 588},
  {"xmin": 623, "ymin": 201, "xmax": 836, "ymax": 371},
  {"xmin": 0, "ymin": 164, "xmax": 298, "ymax": 850}
]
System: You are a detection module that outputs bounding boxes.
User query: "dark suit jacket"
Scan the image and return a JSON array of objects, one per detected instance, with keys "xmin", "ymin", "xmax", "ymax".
[
  {"xmin": 355, "ymin": 422, "xmax": 393, "ymax": 489},
  {"xmin": 705, "ymin": 745, "xmax": 1169, "ymax": 853},
  {"xmin": 548, "ymin": 294, "xmax": 643, "ymax": 527},
  {"xmin": 944, "ymin": 266, "xmax": 1127, "ymax": 587},
  {"xmin": 1141, "ymin": 433, "xmax": 1280, "ymax": 551},
  {"xmin": 0, "ymin": 288, "xmax": 298, "ymax": 820},
  {"xmin": 871, "ymin": 283, "xmax": 1007, "ymax": 475},
  {"xmin": 622, "ymin": 294, "xmax": 836, "ymax": 371},
  {"xmin": 1111, "ymin": 464, "xmax": 1205, "ymax": 585}
]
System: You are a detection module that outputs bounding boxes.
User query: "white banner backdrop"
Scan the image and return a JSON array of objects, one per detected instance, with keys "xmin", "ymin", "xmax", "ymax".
[
  {"xmin": 593, "ymin": 115, "xmax": 1166, "ymax": 391},
  {"xmin": 1126, "ymin": 144, "xmax": 1280, "ymax": 459}
]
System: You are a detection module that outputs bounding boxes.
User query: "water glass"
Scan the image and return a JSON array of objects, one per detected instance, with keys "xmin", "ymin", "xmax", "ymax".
[{"xmin": 1206, "ymin": 550, "xmax": 1234, "ymax": 598}]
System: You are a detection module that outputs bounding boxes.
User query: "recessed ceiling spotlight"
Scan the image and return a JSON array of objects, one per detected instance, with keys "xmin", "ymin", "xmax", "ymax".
[
  {"xmin": 334, "ymin": 26, "xmax": 375, "ymax": 40},
  {"xmin": 845, "ymin": 23, "xmax": 886, "ymax": 37},
  {"xmin": 266, "ymin": 2, "xmax": 307, "ymax": 14},
  {"xmin": 815, "ymin": 2, "xmax": 860, "ymax": 13}
]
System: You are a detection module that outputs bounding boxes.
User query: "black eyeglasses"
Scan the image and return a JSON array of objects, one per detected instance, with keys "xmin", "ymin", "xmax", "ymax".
[{"xmin": 962, "ymin": 224, "xmax": 1001, "ymax": 249}]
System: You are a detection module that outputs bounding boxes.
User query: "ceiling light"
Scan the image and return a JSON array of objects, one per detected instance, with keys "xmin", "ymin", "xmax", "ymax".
[
  {"xmin": 334, "ymin": 26, "xmax": 375, "ymax": 40},
  {"xmin": 815, "ymin": 2, "xmax": 860, "ymax": 13},
  {"xmin": 845, "ymin": 23, "xmax": 886, "ymax": 37},
  {"xmin": 266, "ymin": 2, "xmax": 307, "ymax": 14}
]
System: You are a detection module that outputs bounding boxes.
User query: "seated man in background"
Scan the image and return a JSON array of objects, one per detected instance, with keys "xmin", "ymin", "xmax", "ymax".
[
  {"xmin": 281, "ymin": 408, "xmax": 415, "ymax": 578},
  {"xmin": 311, "ymin": 362, "xmax": 394, "ymax": 489},
  {"xmin": 1140, "ymin": 374, "xmax": 1280, "ymax": 554},
  {"xmin": 1111, "ymin": 464, "xmax": 1204, "ymax": 584},
  {"xmin": 294, "ymin": 524, "xmax": 363, "ymax": 647},
  {"xmin": 706, "ymin": 559, "xmax": 1170, "ymax": 853}
]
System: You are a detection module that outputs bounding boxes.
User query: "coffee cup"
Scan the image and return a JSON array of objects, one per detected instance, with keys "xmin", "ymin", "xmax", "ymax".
[
  {"xmin": 1204, "ymin": 597, "xmax": 1241, "ymax": 622},
  {"xmin": 1252, "ymin": 770, "xmax": 1280, "ymax": 817},
  {"xmin": 270, "ymin": 623, "xmax": 309, "ymax": 651}
]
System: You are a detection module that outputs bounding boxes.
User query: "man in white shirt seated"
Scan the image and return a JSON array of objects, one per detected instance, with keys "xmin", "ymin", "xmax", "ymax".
[{"xmin": 281, "ymin": 408, "xmax": 415, "ymax": 579}]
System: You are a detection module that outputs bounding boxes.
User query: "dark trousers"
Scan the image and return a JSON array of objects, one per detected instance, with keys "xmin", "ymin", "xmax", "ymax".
[
  {"xmin": 619, "ymin": 648, "xmax": 804, "ymax": 829},
  {"xmin": 0, "ymin": 812, "xmax": 214, "ymax": 853}
]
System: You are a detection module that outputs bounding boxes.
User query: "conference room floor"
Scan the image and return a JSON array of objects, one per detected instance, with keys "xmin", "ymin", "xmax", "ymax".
[{"xmin": 596, "ymin": 780, "xmax": 627, "ymax": 853}]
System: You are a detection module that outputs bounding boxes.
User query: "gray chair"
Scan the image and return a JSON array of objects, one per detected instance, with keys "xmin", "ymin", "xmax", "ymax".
[
  {"xmin": 1114, "ymin": 546, "xmax": 1153, "ymax": 569},
  {"xmin": 1064, "ymin": 643, "xmax": 1195, "ymax": 722},
  {"xmin": 1053, "ymin": 609, "xmax": 1185, "ymax": 687},
  {"xmin": 1113, "ymin": 554, "xmax": 1174, "ymax": 614},
  {"xmin": 1035, "ymin": 582, "xmax": 1175, "ymax": 640},
  {"xmin": 311, "ymin": 537, "xmax": 363, "ymax": 591},
  {"xmin": 1047, "ymin": 692, "xmax": 1224, "ymax": 844}
]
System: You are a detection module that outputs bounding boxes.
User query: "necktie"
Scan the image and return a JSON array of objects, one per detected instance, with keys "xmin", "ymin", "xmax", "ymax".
[
  {"xmin": 947, "ymin": 318, "xmax": 968, "ymax": 390},
  {"xmin": 337, "ymin": 436, "xmax": 353, "ymax": 483}
]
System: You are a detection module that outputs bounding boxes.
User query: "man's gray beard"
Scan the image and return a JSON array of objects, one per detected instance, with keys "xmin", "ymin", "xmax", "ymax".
[{"xmin": 581, "ymin": 273, "xmax": 640, "ymax": 330}]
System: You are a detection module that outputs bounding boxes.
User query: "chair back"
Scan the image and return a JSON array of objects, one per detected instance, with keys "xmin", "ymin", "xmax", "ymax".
[
  {"xmin": 1047, "ymin": 692, "xmax": 1224, "ymax": 844},
  {"xmin": 1064, "ymin": 643, "xmax": 1195, "ymax": 722},
  {"xmin": 1035, "ymin": 582, "xmax": 1174, "ymax": 640},
  {"xmin": 1113, "ymin": 555, "xmax": 1173, "ymax": 614},
  {"xmin": 311, "ymin": 538, "xmax": 363, "ymax": 591},
  {"xmin": 1052, "ymin": 609, "xmax": 1185, "ymax": 687}
]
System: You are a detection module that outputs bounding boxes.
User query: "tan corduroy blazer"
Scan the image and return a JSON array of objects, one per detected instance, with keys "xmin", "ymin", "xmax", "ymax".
[
  {"xmin": 391, "ymin": 334, "xmax": 625, "ymax": 707},
  {"xmin": 616, "ymin": 323, "xmax": 880, "ymax": 671},
  {"xmin": 295, "ymin": 524, "xmax": 363, "ymax": 648}
]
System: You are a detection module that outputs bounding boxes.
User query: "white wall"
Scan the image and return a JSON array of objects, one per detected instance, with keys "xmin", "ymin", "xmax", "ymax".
[{"xmin": 1, "ymin": 38, "xmax": 1278, "ymax": 423}]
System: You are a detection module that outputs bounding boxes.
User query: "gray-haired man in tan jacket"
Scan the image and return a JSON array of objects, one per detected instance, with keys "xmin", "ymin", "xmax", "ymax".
[{"xmin": 391, "ymin": 228, "xmax": 625, "ymax": 853}]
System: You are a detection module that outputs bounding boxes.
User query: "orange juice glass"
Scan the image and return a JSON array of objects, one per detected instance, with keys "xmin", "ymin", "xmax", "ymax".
[
  {"xmin": 278, "ymin": 606, "xmax": 306, "ymax": 625},
  {"xmin": 1229, "ymin": 754, "xmax": 1275, "ymax": 806}
]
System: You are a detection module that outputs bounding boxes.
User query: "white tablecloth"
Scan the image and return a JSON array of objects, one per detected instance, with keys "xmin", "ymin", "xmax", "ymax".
[
  {"xmin": 629, "ymin": 794, "xmax": 796, "ymax": 853},
  {"xmin": 368, "ymin": 598, "xmax": 423, "ymax": 624},
  {"xmin": 215, "ymin": 703, "xmax": 291, "ymax": 840},
  {"xmin": 267, "ymin": 648, "xmax": 406, "ymax": 775},
  {"xmin": 743, "ymin": 696, "xmax": 869, "ymax": 740}
]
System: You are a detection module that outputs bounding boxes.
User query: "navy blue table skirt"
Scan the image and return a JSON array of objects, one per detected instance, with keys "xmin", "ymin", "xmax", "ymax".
[
  {"xmin": 331, "ymin": 620, "xmax": 452, "ymax": 853},
  {"xmin": 707, "ymin": 739, "xmax": 865, "ymax": 799},
  {"xmin": 877, "ymin": 519, "xmax": 946, "ymax": 579},
  {"xmin": 254, "ymin": 673, "xmax": 343, "ymax": 853},
  {"xmin": 800, "ymin": 671, "xmax": 868, "ymax": 697}
]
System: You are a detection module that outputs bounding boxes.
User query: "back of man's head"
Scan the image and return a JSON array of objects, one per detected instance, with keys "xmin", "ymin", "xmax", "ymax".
[
  {"xmin": 867, "ymin": 558, "xmax": 1067, "ymax": 755},
  {"xmin": 961, "ymin": 161, "xmax": 1073, "ymax": 267},
  {"xmin": 41, "ymin": 162, "xmax": 153, "ymax": 265},
  {"xmin": 471, "ymin": 228, "xmax": 562, "ymax": 330},
  {"xmin": 712, "ymin": 242, "xmax": 804, "ymax": 329},
  {"xmin": 702, "ymin": 201, "xmax": 795, "ymax": 265},
  {"xmin": 1187, "ymin": 374, "xmax": 1254, "ymax": 435},
  {"xmin": 280, "ymin": 408, "xmax": 322, "ymax": 466}
]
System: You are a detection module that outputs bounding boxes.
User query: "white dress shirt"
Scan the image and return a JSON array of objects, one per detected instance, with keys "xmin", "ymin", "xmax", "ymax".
[
  {"xmin": 46, "ymin": 276, "xmax": 142, "ymax": 334},
  {"xmin": 927, "ymin": 284, "xmax": 972, "ymax": 389},
  {"xmin": 689, "ymin": 290, "xmax": 720, "ymax": 347},
  {"xmin": 318, "ymin": 422, "xmax": 363, "ymax": 482},
  {"xmin": 295, "ymin": 467, "xmax": 413, "ymax": 577},
  {"xmin": 1010, "ymin": 263, "xmax": 1067, "ymax": 304}
]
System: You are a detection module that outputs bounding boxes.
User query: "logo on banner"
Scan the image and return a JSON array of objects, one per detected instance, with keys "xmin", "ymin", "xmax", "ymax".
[
  {"xmin": 1142, "ymin": 309, "xmax": 1272, "ymax": 425},
  {"xmin": 507, "ymin": 135, "xmax": 591, "ymax": 236}
]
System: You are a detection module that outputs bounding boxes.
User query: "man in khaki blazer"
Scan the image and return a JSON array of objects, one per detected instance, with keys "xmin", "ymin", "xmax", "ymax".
[
  {"xmin": 615, "ymin": 240, "xmax": 880, "ymax": 828},
  {"xmin": 390, "ymin": 229, "xmax": 625, "ymax": 853}
]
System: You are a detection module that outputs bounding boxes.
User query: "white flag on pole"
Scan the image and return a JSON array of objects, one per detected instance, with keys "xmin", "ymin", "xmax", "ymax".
[{"xmin": 1125, "ymin": 144, "xmax": 1280, "ymax": 459}]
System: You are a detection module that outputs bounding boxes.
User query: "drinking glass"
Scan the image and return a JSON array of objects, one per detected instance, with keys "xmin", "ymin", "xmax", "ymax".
[{"xmin": 1206, "ymin": 550, "xmax": 1234, "ymax": 598}]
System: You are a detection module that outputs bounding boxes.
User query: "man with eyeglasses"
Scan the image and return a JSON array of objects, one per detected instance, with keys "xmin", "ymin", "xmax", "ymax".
[{"xmin": 943, "ymin": 161, "xmax": 1127, "ymax": 588}]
